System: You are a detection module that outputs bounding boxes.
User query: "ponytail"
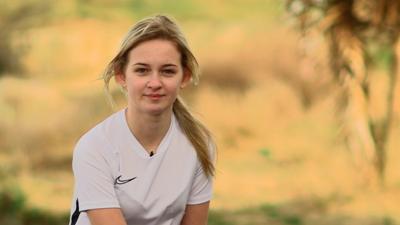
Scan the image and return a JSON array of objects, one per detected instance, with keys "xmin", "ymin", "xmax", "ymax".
[{"xmin": 173, "ymin": 97, "xmax": 215, "ymax": 178}]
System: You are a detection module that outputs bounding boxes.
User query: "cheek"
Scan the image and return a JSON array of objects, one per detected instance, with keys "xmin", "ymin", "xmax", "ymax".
[
  {"xmin": 125, "ymin": 83, "xmax": 145, "ymax": 99},
  {"xmin": 166, "ymin": 80, "xmax": 182, "ymax": 94},
  {"xmin": 127, "ymin": 78, "xmax": 145, "ymax": 90}
]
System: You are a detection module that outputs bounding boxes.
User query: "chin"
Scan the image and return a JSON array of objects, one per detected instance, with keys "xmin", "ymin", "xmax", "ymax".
[
  {"xmin": 144, "ymin": 106, "xmax": 170, "ymax": 116},
  {"xmin": 138, "ymin": 101, "xmax": 174, "ymax": 116}
]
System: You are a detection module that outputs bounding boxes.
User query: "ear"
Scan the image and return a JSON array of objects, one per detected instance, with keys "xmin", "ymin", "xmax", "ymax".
[
  {"xmin": 114, "ymin": 69, "xmax": 126, "ymax": 88},
  {"xmin": 180, "ymin": 69, "xmax": 191, "ymax": 89}
]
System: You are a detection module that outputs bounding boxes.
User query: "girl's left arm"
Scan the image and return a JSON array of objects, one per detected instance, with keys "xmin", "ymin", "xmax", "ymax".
[{"xmin": 180, "ymin": 201, "xmax": 210, "ymax": 225}]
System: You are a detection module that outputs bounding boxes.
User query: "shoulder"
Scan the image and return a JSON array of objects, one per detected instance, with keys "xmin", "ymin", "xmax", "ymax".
[{"xmin": 73, "ymin": 110, "xmax": 123, "ymax": 161}]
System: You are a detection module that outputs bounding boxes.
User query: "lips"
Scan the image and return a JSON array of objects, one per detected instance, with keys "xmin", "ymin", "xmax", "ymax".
[
  {"xmin": 144, "ymin": 94, "xmax": 165, "ymax": 100},
  {"xmin": 148, "ymin": 94, "xmax": 163, "ymax": 97}
]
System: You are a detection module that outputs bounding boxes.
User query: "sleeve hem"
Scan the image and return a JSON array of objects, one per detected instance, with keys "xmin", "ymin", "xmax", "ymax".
[
  {"xmin": 79, "ymin": 201, "xmax": 121, "ymax": 211},
  {"xmin": 187, "ymin": 194, "xmax": 212, "ymax": 205}
]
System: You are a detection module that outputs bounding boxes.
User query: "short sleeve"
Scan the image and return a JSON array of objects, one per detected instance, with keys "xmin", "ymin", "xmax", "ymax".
[
  {"xmin": 72, "ymin": 136, "xmax": 120, "ymax": 211},
  {"xmin": 187, "ymin": 143, "xmax": 215, "ymax": 205}
]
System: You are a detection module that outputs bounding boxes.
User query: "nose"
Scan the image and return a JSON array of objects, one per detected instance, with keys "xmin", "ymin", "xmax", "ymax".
[{"xmin": 146, "ymin": 73, "xmax": 162, "ymax": 89}]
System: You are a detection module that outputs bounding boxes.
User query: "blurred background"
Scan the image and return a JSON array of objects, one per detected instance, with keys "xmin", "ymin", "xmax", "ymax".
[{"xmin": 1, "ymin": 0, "xmax": 400, "ymax": 224}]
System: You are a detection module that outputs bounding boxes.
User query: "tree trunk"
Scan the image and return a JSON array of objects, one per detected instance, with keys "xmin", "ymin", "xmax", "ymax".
[
  {"xmin": 329, "ymin": 22, "xmax": 379, "ymax": 184},
  {"xmin": 370, "ymin": 38, "xmax": 400, "ymax": 185}
]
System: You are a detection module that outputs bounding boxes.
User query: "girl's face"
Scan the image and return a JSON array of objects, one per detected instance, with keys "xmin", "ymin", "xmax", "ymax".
[{"xmin": 116, "ymin": 39, "xmax": 190, "ymax": 116}]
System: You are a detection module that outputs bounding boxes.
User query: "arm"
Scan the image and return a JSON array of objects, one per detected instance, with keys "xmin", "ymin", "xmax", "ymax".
[
  {"xmin": 72, "ymin": 137, "xmax": 123, "ymax": 224},
  {"xmin": 87, "ymin": 208, "xmax": 127, "ymax": 225},
  {"xmin": 180, "ymin": 201, "xmax": 210, "ymax": 225}
]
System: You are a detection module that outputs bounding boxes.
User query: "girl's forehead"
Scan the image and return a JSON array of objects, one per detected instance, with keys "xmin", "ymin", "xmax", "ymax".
[
  {"xmin": 127, "ymin": 40, "xmax": 182, "ymax": 65},
  {"xmin": 130, "ymin": 39, "xmax": 179, "ymax": 55}
]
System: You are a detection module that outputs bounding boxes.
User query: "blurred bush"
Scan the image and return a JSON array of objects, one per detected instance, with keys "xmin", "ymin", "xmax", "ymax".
[
  {"xmin": 0, "ymin": 185, "xmax": 69, "ymax": 225},
  {"xmin": 0, "ymin": 0, "xmax": 51, "ymax": 76}
]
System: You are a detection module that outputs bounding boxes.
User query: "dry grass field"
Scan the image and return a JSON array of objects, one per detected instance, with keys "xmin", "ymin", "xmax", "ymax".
[{"xmin": 1, "ymin": 1, "xmax": 400, "ymax": 224}]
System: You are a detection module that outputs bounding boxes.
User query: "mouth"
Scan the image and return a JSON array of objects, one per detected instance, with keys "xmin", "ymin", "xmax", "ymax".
[{"xmin": 144, "ymin": 94, "xmax": 165, "ymax": 100}]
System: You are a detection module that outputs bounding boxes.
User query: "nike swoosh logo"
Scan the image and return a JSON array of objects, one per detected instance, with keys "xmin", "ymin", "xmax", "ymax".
[{"xmin": 114, "ymin": 175, "xmax": 137, "ymax": 185}]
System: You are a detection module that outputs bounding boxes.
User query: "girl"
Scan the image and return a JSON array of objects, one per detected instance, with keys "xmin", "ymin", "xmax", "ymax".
[{"xmin": 68, "ymin": 15, "xmax": 215, "ymax": 225}]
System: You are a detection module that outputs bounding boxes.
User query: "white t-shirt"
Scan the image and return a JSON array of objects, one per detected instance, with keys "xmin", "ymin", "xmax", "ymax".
[{"xmin": 68, "ymin": 109, "xmax": 213, "ymax": 225}]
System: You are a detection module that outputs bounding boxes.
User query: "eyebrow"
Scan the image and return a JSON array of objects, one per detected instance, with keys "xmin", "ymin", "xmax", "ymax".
[
  {"xmin": 132, "ymin": 63, "xmax": 178, "ymax": 67},
  {"xmin": 162, "ymin": 64, "xmax": 178, "ymax": 68},
  {"xmin": 132, "ymin": 63, "xmax": 149, "ymax": 67}
]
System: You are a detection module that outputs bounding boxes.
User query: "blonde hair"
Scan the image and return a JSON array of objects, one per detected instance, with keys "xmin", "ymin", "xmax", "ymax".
[{"xmin": 102, "ymin": 15, "xmax": 215, "ymax": 177}]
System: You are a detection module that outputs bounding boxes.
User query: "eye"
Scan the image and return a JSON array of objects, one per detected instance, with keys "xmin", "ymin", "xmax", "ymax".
[
  {"xmin": 162, "ymin": 69, "xmax": 176, "ymax": 76},
  {"xmin": 134, "ymin": 67, "xmax": 149, "ymax": 74}
]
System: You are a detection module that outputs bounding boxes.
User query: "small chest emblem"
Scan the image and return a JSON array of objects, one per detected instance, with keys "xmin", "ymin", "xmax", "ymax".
[{"xmin": 114, "ymin": 175, "xmax": 137, "ymax": 185}]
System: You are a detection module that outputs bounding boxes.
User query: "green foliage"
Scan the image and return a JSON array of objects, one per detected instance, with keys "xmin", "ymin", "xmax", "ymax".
[
  {"xmin": 208, "ymin": 210, "xmax": 233, "ymax": 225},
  {"xmin": 384, "ymin": 217, "xmax": 396, "ymax": 225},
  {"xmin": 260, "ymin": 203, "xmax": 304, "ymax": 225},
  {"xmin": 260, "ymin": 204, "xmax": 280, "ymax": 218},
  {"xmin": 0, "ymin": 185, "xmax": 69, "ymax": 225},
  {"xmin": 283, "ymin": 216, "xmax": 303, "ymax": 225},
  {"xmin": 21, "ymin": 208, "xmax": 69, "ymax": 225},
  {"xmin": 73, "ymin": 0, "xmax": 207, "ymax": 21},
  {"xmin": 126, "ymin": 0, "xmax": 205, "ymax": 20},
  {"xmin": 0, "ymin": 186, "xmax": 26, "ymax": 217},
  {"xmin": 259, "ymin": 148, "xmax": 272, "ymax": 159},
  {"xmin": 367, "ymin": 42, "xmax": 394, "ymax": 71},
  {"xmin": 207, "ymin": 198, "xmax": 399, "ymax": 225},
  {"xmin": 72, "ymin": 0, "xmax": 283, "ymax": 27}
]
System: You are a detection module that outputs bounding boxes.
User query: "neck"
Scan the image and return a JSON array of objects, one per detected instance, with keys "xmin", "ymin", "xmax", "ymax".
[{"xmin": 124, "ymin": 107, "xmax": 172, "ymax": 154}]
